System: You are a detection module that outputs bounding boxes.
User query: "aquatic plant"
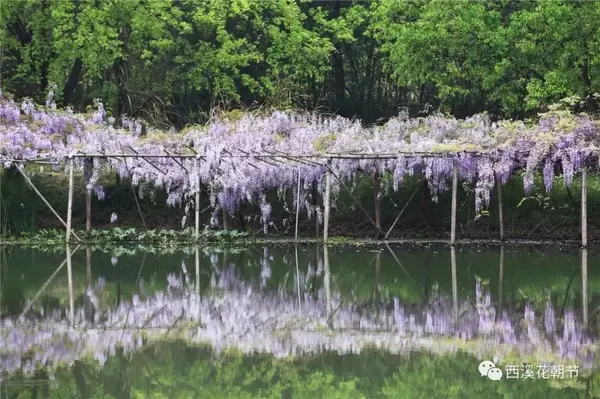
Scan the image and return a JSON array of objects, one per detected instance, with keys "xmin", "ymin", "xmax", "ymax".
[{"xmin": 6, "ymin": 227, "xmax": 250, "ymax": 244}]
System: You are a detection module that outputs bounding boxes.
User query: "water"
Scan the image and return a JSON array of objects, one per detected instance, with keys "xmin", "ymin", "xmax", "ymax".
[{"xmin": 1, "ymin": 244, "xmax": 599, "ymax": 397}]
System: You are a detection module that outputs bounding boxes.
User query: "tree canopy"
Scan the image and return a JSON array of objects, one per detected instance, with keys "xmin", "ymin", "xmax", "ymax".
[{"xmin": 2, "ymin": 0, "xmax": 600, "ymax": 127}]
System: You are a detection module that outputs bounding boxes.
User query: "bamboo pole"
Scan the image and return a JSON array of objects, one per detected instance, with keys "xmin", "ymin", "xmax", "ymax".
[
  {"xmin": 328, "ymin": 166, "xmax": 379, "ymax": 230},
  {"xmin": 195, "ymin": 155, "xmax": 201, "ymax": 240},
  {"xmin": 313, "ymin": 181, "xmax": 320, "ymax": 239},
  {"xmin": 497, "ymin": 181, "xmax": 504, "ymax": 242},
  {"xmin": 582, "ymin": 248, "xmax": 588, "ymax": 326},
  {"xmin": 60, "ymin": 149, "xmax": 533, "ymax": 160},
  {"xmin": 384, "ymin": 184, "xmax": 420, "ymax": 240},
  {"xmin": 323, "ymin": 244, "xmax": 331, "ymax": 326},
  {"xmin": 84, "ymin": 158, "xmax": 93, "ymax": 232},
  {"xmin": 581, "ymin": 168, "xmax": 587, "ymax": 248},
  {"xmin": 295, "ymin": 244, "xmax": 301, "ymax": 311},
  {"xmin": 450, "ymin": 161, "xmax": 458, "ymax": 245},
  {"xmin": 499, "ymin": 245, "xmax": 504, "ymax": 312},
  {"xmin": 67, "ymin": 244, "xmax": 75, "ymax": 325},
  {"xmin": 374, "ymin": 173, "xmax": 382, "ymax": 236},
  {"xmin": 66, "ymin": 156, "xmax": 75, "ymax": 243},
  {"xmin": 13, "ymin": 161, "xmax": 80, "ymax": 241},
  {"xmin": 86, "ymin": 248, "xmax": 92, "ymax": 287},
  {"xmin": 374, "ymin": 251, "xmax": 381, "ymax": 303},
  {"xmin": 18, "ymin": 244, "xmax": 81, "ymax": 319},
  {"xmin": 195, "ymin": 247, "xmax": 200, "ymax": 296},
  {"xmin": 295, "ymin": 170, "xmax": 301, "ymax": 241},
  {"xmin": 451, "ymin": 246, "xmax": 458, "ymax": 325},
  {"xmin": 323, "ymin": 158, "xmax": 332, "ymax": 242},
  {"xmin": 384, "ymin": 242, "xmax": 423, "ymax": 298}
]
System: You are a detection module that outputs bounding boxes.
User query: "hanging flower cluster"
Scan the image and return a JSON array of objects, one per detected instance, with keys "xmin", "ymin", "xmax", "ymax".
[{"xmin": 1, "ymin": 94, "xmax": 599, "ymax": 231}]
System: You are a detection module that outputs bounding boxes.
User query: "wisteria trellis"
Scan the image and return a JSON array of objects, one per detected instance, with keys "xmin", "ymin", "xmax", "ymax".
[{"xmin": 1, "ymin": 93, "xmax": 599, "ymax": 230}]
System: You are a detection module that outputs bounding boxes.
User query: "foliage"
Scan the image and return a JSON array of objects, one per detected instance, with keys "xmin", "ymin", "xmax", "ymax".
[
  {"xmin": 6, "ymin": 227, "xmax": 250, "ymax": 244},
  {"xmin": 2, "ymin": 342, "xmax": 596, "ymax": 398},
  {"xmin": 4, "ymin": 0, "xmax": 600, "ymax": 125},
  {"xmin": 2, "ymin": 95, "xmax": 599, "ymax": 237}
]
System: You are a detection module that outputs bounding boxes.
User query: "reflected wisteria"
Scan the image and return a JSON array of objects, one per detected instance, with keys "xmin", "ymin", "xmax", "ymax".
[{"xmin": 1, "ymin": 245, "xmax": 597, "ymax": 382}]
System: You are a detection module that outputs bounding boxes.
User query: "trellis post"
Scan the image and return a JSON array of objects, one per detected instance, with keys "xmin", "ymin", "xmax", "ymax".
[
  {"xmin": 324, "ymin": 244, "xmax": 332, "ymax": 326},
  {"xmin": 497, "ymin": 181, "xmax": 504, "ymax": 242},
  {"xmin": 581, "ymin": 167, "xmax": 587, "ymax": 248},
  {"xmin": 450, "ymin": 161, "xmax": 458, "ymax": 245},
  {"xmin": 295, "ymin": 170, "xmax": 301, "ymax": 241},
  {"xmin": 451, "ymin": 246, "xmax": 458, "ymax": 324},
  {"xmin": 374, "ymin": 173, "xmax": 382, "ymax": 236},
  {"xmin": 195, "ymin": 247, "xmax": 200, "ymax": 296},
  {"xmin": 499, "ymin": 245, "xmax": 504, "ymax": 311},
  {"xmin": 323, "ymin": 157, "xmax": 332, "ymax": 242},
  {"xmin": 313, "ymin": 182, "xmax": 320, "ymax": 239},
  {"xmin": 12, "ymin": 158, "xmax": 80, "ymax": 241},
  {"xmin": 84, "ymin": 158, "xmax": 93, "ymax": 232},
  {"xmin": 66, "ymin": 155, "xmax": 75, "ymax": 243},
  {"xmin": 295, "ymin": 244, "xmax": 301, "ymax": 311},
  {"xmin": 195, "ymin": 154, "xmax": 201, "ymax": 240},
  {"xmin": 582, "ymin": 248, "xmax": 588, "ymax": 326},
  {"xmin": 66, "ymin": 244, "xmax": 75, "ymax": 325}
]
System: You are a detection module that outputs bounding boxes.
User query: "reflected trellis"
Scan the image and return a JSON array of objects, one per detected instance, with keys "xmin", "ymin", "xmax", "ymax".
[{"xmin": 0, "ymin": 247, "xmax": 597, "ymax": 381}]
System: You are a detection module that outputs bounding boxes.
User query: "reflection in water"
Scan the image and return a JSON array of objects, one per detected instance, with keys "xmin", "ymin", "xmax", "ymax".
[
  {"xmin": 195, "ymin": 247, "xmax": 200, "ymax": 296},
  {"xmin": 0, "ymin": 244, "xmax": 597, "ymax": 382},
  {"xmin": 582, "ymin": 248, "xmax": 588, "ymax": 326},
  {"xmin": 66, "ymin": 245, "xmax": 75, "ymax": 325},
  {"xmin": 499, "ymin": 245, "xmax": 504, "ymax": 312},
  {"xmin": 324, "ymin": 244, "xmax": 331, "ymax": 325},
  {"xmin": 450, "ymin": 247, "xmax": 458, "ymax": 325}
]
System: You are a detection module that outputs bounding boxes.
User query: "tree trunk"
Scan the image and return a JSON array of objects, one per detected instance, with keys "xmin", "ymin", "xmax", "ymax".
[{"xmin": 331, "ymin": 1, "xmax": 345, "ymax": 115}]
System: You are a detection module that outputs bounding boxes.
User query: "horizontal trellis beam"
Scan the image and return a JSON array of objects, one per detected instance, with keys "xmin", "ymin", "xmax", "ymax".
[{"xmin": 1, "ymin": 149, "xmax": 543, "ymax": 163}]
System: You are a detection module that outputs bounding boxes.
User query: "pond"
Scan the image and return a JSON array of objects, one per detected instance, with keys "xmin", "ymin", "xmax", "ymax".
[{"xmin": 1, "ymin": 244, "xmax": 599, "ymax": 398}]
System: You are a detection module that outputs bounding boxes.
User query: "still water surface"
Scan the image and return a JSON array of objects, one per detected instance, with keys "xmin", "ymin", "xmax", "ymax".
[{"xmin": 1, "ymin": 244, "xmax": 599, "ymax": 398}]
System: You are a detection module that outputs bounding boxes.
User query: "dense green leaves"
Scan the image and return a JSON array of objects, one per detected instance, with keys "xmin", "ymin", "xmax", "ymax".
[
  {"xmin": 2, "ymin": 343, "xmax": 596, "ymax": 398},
  {"xmin": 2, "ymin": 0, "xmax": 600, "ymax": 125}
]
